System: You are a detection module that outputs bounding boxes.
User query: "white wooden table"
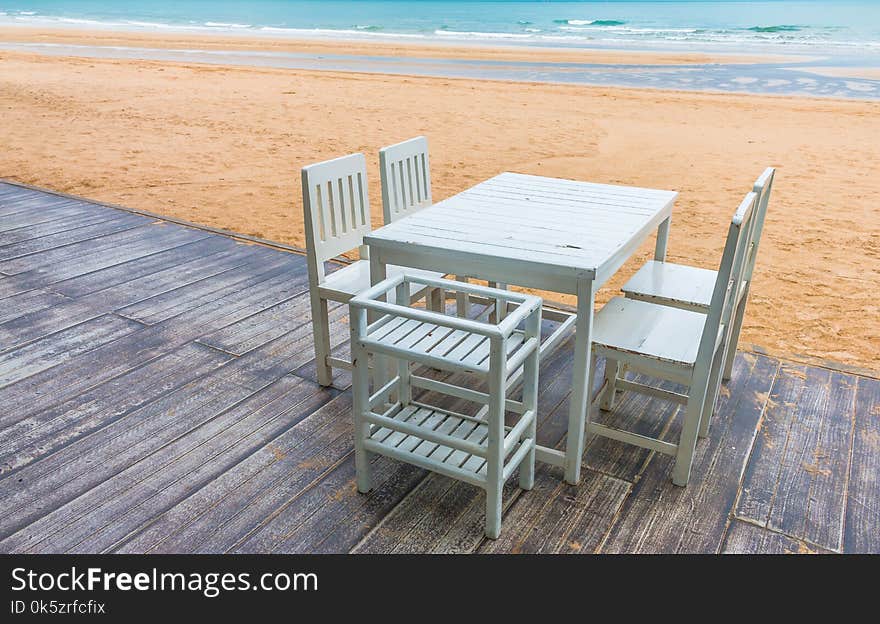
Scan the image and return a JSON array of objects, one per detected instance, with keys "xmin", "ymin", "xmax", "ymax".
[{"xmin": 365, "ymin": 172, "xmax": 677, "ymax": 484}]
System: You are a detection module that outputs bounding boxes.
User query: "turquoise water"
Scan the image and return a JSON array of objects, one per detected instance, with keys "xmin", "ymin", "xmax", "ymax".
[{"xmin": 1, "ymin": 1, "xmax": 880, "ymax": 54}]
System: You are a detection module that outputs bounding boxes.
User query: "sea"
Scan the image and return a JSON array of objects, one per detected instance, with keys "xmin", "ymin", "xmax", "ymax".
[
  {"xmin": 1, "ymin": 1, "xmax": 879, "ymax": 54},
  {"xmin": 2, "ymin": 1, "xmax": 880, "ymax": 97}
]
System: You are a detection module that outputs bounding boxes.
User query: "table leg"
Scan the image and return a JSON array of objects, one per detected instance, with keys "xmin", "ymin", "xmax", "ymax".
[
  {"xmin": 654, "ymin": 215, "xmax": 671, "ymax": 261},
  {"xmin": 564, "ymin": 279, "xmax": 595, "ymax": 485},
  {"xmin": 369, "ymin": 253, "xmax": 387, "ymax": 292}
]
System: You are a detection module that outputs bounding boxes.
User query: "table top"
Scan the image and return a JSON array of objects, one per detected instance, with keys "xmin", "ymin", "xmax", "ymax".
[{"xmin": 365, "ymin": 172, "xmax": 677, "ymax": 287}]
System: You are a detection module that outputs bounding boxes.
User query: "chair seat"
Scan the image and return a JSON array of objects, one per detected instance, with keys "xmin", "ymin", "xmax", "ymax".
[
  {"xmin": 319, "ymin": 260, "xmax": 443, "ymax": 302},
  {"xmin": 593, "ymin": 296, "xmax": 713, "ymax": 367},
  {"xmin": 621, "ymin": 261, "xmax": 717, "ymax": 311}
]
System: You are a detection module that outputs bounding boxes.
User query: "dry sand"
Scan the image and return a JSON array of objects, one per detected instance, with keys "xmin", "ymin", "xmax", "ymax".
[{"xmin": 1, "ymin": 31, "xmax": 878, "ymax": 372}]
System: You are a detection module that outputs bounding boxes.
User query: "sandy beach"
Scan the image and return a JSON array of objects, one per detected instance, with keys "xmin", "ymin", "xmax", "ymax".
[{"xmin": 1, "ymin": 29, "xmax": 878, "ymax": 371}]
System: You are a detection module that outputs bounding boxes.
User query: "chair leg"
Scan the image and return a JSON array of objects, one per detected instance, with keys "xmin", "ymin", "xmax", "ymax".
[
  {"xmin": 672, "ymin": 380, "xmax": 709, "ymax": 487},
  {"xmin": 455, "ymin": 276, "xmax": 470, "ymax": 318},
  {"xmin": 488, "ymin": 281, "xmax": 508, "ymax": 324},
  {"xmin": 518, "ymin": 443, "xmax": 535, "ymax": 491},
  {"xmin": 429, "ymin": 287, "xmax": 444, "ymax": 313},
  {"xmin": 351, "ymin": 326, "xmax": 373, "ymax": 493},
  {"xmin": 309, "ymin": 293, "xmax": 333, "ymax": 387},
  {"xmin": 518, "ymin": 408, "xmax": 536, "ymax": 492},
  {"xmin": 599, "ymin": 358, "xmax": 620, "ymax": 411},
  {"xmin": 722, "ymin": 291, "xmax": 749, "ymax": 382},
  {"xmin": 699, "ymin": 347, "xmax": 726, "ymax": 439},
  {"xmin": 585, "ymin": 353, "xmax": 598, "ymax": 430},
  {"xmin": 485, "ymin": 480, "xmax": 503, "ymax": 540}
]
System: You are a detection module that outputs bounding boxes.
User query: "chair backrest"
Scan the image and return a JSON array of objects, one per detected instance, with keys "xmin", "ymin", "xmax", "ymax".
[
  {"xmin": 379, "ymin": 136, "xmax": 432, "ymax": 224},
  {"xmin": 301, "ymin": 153, "xmax": 371, "ymax": 284},
  {"xmin": 696, "ymin": 192, "xmax": 758, "ymax": 366},
  {"xmin": 742, "ymin": 167, "xmax": 775, "ymax": 282}
]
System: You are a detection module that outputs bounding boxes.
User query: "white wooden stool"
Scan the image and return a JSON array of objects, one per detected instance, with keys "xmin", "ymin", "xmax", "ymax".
[{"xmin": 349, "ymin": 274, "xmax": 542, "ymax": 539}]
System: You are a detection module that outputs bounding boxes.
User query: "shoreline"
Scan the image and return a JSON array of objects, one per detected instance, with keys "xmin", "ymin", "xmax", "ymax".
[
  {"xmin": 3, "ymin": 47, "xmax": 875, "ymax": 105},
  {"xmin": 0, "ymin": 25, "xmax": 810, "ymax": 66}
]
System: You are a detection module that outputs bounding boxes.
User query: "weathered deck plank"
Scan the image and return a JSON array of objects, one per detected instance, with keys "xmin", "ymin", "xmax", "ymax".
[
  {"xmin": 197, "ymin": 292, "xmax": 320, "ymax": 356},
  {"xmin": 85, "ymin": 245, "xmax": 285, "ymax": 316},
  {"xmin": 129, "ymin": 392, "xmax": 354, "ymax": 554},
  {"xmin": 50, "ymin": 236, "xmax": 239, "ymax": 297},
  {"xmin": 0, "ymin": 274, "xmax": 36, "ymax": 299},
  {"xmin": 600, "ymin": 353, "xmax": 779, "ymax": 553},
  {"xmin": 0, "ymin": 213, "xmax": 149, "ymax": 262},
  {"xmin": 0, "ymin": 224, "xmax": 175, "ymax": 274},
  {"xmin": 735, "ymin": 363, "xmax": 856, "ymax": 551},
  {"xmin": 0, "ymin": 300, "xmax": 107, "ymax": 351},
  {"xmin": 0, "ymin": 343, "xmax": 231, "ymax": 475},
  {"xmin": 0, "ymin": 195, "xmax": 80, "ymax": 218},
  {"xmin": 6, "ymin": 227, "xmax": 213, "ymax": 286},
  {"xmin": 844, "ymin": 375, "xmax": 880, "ymax": 553},
  {"xmin": 195, "ymin": 259, "xmax": 351, "ymax": 358},
  {"xmin": 0, "ymin": 314, "xmax": 143, "ymax": 387},
  {"xmin": 0, "ymin": 210, "xmax": 141, "ymax": 247},
  {"xmin": 478, "ymin": 468, "xmax": 630, "ymax": 555},
  {"xmin": 0, "ymin": 288, "xmax": 70, "ymax": 325},
  {"xmin": 0, "ymin": 350, "xmax": 325, "ymax": 545},
  {"xmin": 0, "ymin": 201, "xmax": 97, "ymax": 232},
  {"xmin": 0, "ymin": 181, "xmax": 876, "ymax": 554},
  {"xmin": 41, "ymin": 378, "xmax": 331, "ymax": 554},
  {"xmin": 0, "ymin": 260, "xmax": 310, "ymax": 425},
  {"xmin": 117, "ymin": 256, "xmax": 304, "ymax": 325},
  {"xmin": 721, "ymin": 519, "xmax": 834, "ymax": 554}
]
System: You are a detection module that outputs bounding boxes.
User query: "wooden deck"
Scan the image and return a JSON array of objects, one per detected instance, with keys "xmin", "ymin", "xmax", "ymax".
[{"xmin": 0, "ymin": 181, "xmax": 877, "ymax": 554}]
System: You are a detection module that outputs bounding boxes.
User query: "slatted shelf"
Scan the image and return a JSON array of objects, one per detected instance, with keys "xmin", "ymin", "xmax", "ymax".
[
  {"xmin": 365, "ymin": 405, "xmax": 490, "ymax": 487},
  {"xmin": 364, "ymin": 316, "xmax": 528, "ymax": 375},
  {"xmin": 363, "ymin": 404, "xmax": 533, "ymax": 490}
]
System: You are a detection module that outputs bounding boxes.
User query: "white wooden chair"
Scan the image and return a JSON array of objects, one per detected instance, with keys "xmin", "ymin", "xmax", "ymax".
[
  {"xmin": 350, "ymin": 274, "xmax": 542, "ymax": 539},
  {"xmin": 302, "ymin": 153, "xmax": 442, "ymax": 386},
  {"xmin": 620, "ymin": 168, "xmax": 775, "ymax": 381},
  {"xmin": 588, "ymin": 191, "xmax": 758, "ymax": 486},
  {"xmin": 380, "ymin": 136, "xmax": 509, "ymax": 319},
  {"xmin": 379, "ymin": 136, "xmax": 433, "ymax": 224}
]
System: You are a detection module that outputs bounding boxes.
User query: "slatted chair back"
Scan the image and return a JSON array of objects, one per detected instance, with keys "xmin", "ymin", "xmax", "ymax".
[
  {"xmin": 743, "ymin": 167, "xmax": 775, "ymax": 282},
  {"xmin": 379, "ymin": 136, "xmax": 433, "ymax": 224},
  {"xmin": 696, "ymin": 192, "xmax": 758, "ymax": 367},
  {"xmin": 302, "ymin": 153, "xmax": 372, "ymax": 284}
]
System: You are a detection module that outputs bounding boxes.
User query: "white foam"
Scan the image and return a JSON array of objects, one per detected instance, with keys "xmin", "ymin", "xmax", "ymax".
[
  {"xmin": 204, "ymin": 22, "xmax": 252, "ymax": 29},
  {"xmin": 433, "ymin": 30, "xmax": 532, "ymax": 40},
  {"xmin": 258, "ymin": 26, "xmax": 425, "ymax": 39},
  {"xmin": 560, "ymin": 25, "xmax": 699, "ymax": 34},
  {"xmin": 845, "ymin": 80, "xmax": 876, "ymax": 91}
]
